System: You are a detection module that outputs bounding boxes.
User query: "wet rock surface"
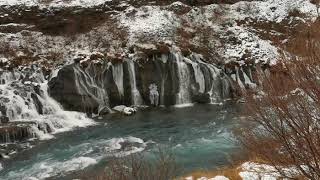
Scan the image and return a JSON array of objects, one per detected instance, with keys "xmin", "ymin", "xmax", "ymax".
[{"xmin": 48, "ymin": 48, "xmax": 261, "ymax": 114}]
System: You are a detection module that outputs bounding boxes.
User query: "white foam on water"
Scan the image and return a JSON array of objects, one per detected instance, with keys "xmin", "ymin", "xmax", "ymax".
[
  {"xmin": 173, "ymin": 103, "xmax": 194, "ymax": 108},
  {"xmin": 5, "ymin": 156, "xmax": 98, "ymax": 180},
  {"xmin": 0, "ymin": 70, "xmax": 96, "ymax": 141},
  {"xmin": 104, "ymin": 136, "xmax": 149, "ymax": 157}
]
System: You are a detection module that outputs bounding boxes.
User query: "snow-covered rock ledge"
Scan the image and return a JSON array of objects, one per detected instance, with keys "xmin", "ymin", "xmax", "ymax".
[{"xmin": 185, "ymin": 161, "xmax": 300, "ymax": 180}]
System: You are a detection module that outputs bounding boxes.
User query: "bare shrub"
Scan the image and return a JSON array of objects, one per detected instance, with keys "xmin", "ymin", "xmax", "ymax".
[
  {"xmin": 238, "ymin": 37, "xmax": 320, "ymax": 179},
  {"xmin": 82, "ymin": 149, "xmax": 180, "ymax": 180}
]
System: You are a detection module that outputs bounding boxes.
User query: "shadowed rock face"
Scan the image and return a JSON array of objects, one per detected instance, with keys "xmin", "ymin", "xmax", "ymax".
[
  {"xmin": 48, "ymin": 51, "xmax": 242, "ymax": 114},
  {"xmin": 0, "ymin": 122, "xmax": 36, "ymax": 143}
]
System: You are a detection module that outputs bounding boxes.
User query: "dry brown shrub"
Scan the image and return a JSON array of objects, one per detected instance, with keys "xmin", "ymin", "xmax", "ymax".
[
  {"xmin": 79, "ymin": 149, "xmax": 180, "ymax": 180},
  {"xmin": 238, "ymin": 32, "xmax": 320, "ymax": 179}
]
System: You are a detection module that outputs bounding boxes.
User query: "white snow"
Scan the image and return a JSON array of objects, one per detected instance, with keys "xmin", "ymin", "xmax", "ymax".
[
  {"xmin": 0, "ymin": 57, "xmax": 8, "ymax": 63},
  {"xmin": 119, "ymin": 5, "xmax": 180, "ymax": 43},
  {"xmin": 220, "ymin": 25, "xmax": 279, "ymax": 65},
  {"xmin": 230, "ymin": 0, "xmax": 318, "ymax": 23},
  {"xmin": 210, "ymin": 176, "xmax": 230, "ymax": 180},
  {"xmin": 186, "ymin": 176, "xmax": 229, "ymax": 180},
  {"xmin": 0, "ymin": 0, "xmax": 113, "ymax": 7},
  {"xmin": 239, "ymin": 162, "xmax": 300, "ymax": 180}
]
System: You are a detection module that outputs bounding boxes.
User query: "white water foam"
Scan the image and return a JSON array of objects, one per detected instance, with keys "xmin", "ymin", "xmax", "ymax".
[
  {"xmin": 0, "ymin": 70, "xmax": 95, "ymax": 141},
  {"xmin": 173, "ymin": 103, "xmax": 194, "ymax": 108},
  {"xmin": 6, "ymin": 156, "xmax": 97, "ymax": 180},
  {"xmin": 104, "ymin": 136, "xmax": 149, "ymax": 157},
  {"xmin": 127, "ymin": 60, "xmax": 144, "ymax": 105}
]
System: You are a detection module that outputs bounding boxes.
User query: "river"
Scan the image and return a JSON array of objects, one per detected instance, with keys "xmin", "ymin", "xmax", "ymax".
[{"xmin": 0, "ymin": 103, "xmax": 242, "ymax": 180}]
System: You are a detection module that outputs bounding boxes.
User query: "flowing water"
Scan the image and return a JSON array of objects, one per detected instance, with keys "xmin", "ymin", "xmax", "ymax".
[{"xmin": 0, "ymin": 103, "xmax": 241, "ymax": 180}]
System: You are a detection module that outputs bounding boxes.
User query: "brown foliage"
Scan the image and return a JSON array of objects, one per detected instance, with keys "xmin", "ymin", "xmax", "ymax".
[
  {"xmin": 238, "ymin": 36, "xmax": 320, "ymax": 179},
  {"xmin": 80, "ymin": 150, "xmax": 180, "ymax": 180}
]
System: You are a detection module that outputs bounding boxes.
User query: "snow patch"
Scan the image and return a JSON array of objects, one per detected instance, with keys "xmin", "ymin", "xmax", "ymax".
[
  {"xmin": 239, "ymin": 162, "xmax": 300, "ymax": 180},
  {"xmin": 119, "ymin": 6, "xmax": 180, "ymax": 43}
]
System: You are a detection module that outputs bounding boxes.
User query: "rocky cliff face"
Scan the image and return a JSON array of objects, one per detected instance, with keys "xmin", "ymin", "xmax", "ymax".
[
  {"xmin": 0, "ymin": 0, "xmax": 318, "ymax": 145},
  {"xmin": 48, "ymin": 49, "xmax": 236, "ymax": 115},
  {"xmin": 47, "ymin": 44, "xmax": 267, "ymax": 115}
]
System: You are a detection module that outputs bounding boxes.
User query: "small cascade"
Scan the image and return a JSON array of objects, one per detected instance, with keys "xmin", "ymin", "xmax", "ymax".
[
  {"xmin": 235, "ymin": 66, "xmax": 245, "ymax": 90},
  {"xmin": 127, "ymin": 60, "xmax": 143, "ymax": 105},
  {"xmin": 175, "ymin": 53, "xmax": 192, "ymax": 105},
  {"xmin": 158, "ymin": 54, "xmax": 168, "ymax": 106},
  {"xmin": 206, "ymin": 64, "xmax": 222, "ymax": 103},
  {"xmin": 48, "ymin": 50, "xmax": 240, "ymax": 110},
  {"xmin": 149, "ymin": 84, "xmax": 159, "ymax": 106},
  {"xmin": 73, "ymin": 64, "xmax": 110, "ymax": 114},
  {"xmin": 112, "ymin": 63, "xmax": 124, "ymax": 97},
  {"xmin": 189, "ymin": 55, "xmax": 205, "ymax": 94},
  {"xmin": 0, "ymin": 68, "xmax": 94, "ymax": 143},
  {"xmin": 241, "ymin": 67, "xmax": 256, "ymax": 89}
]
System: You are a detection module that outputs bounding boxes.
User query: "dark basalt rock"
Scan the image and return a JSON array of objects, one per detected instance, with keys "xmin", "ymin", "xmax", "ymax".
[
  {"xmin": 48, "ymin": 50, "xmax": 249, "ymax": 114},
  {"xmin": 0, "ymin": 116, "xmax": 9, "ymax": 124},
  {"xmin": 48, "ymin": 64, "xmax": 100, "ymax": 114}
]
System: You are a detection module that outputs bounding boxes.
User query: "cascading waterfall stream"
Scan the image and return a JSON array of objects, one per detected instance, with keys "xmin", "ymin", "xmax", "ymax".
[
  {"xmin": 175, "ymin": 53, "xmax": 192, "ymax": 105},
  {"xmin": 48, "ymin": 50, "xmax": 254, "ymax": 112},
  {"xmin": 73, "ymin": 64, "xmax": 110, "ymax": 114},
  {"xmin": 127, "ymin": 60, "xmax": 143, "ymax": 105},
  {"xmin": 112, "ymin": 63, "xmax": 124, "ymax": 97},
  {"xmin": 206, "ymin": 64, "xmax": 222, "ymax": 103},
  {"xmin": 189, "ymin": 56, "xmax": 206, "ymax": 94},
  {"xmin": 0, "ymin": 69, "xmax": 94, "ymax": 143}
]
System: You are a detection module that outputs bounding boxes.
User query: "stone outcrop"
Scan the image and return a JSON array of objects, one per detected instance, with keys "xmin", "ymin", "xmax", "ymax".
[{"xmin": 48, "ymin": 48, "xmax": 258, "ymax": 114}]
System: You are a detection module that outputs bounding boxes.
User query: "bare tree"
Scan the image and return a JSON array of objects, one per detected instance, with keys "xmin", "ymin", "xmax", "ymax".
[{"xmin": 238, "ymin": 38, "xmax": 320, "ymax": 179}]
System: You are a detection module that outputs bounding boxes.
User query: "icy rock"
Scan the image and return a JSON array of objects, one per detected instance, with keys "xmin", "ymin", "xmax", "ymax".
[
  {"xmin": 112, "ymin": 105, "xmax": 136, "ymax": 116},
  {"xmin": 123, "ymin": 107, "xmax": 136, "ymax": 115},
  {"xmin": 112, "ymin": 105, "xmax": 126, "ymax": 112}
]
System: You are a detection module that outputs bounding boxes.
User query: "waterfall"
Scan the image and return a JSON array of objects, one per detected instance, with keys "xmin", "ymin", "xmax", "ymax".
[
  {"xmin": 159, "ymin": 54, "xmax": 168, "ymax": 106},
  {"xmin": 235, "ymin": 67, "xmax": 245, "ymax": 90},
  {"xmin": 73, "ymin": 64, "xmax": 110, "ymax": 114},
  {"xmin": 48, "ymin": 51, "xmax": 237, "ymax": 110},
  {"xmin": 175, "ymin": 53, "xmax": 192, "ymax": 105},
  {"xmin": 206, "ymin": 64, "xmax": 222, "ymax": 103},
  {"xmin": 112, "ymin": 63, "xmax": 124, "ymax": 97},
  {"xmin": 189, "ymin": 54, "xmax": 206, "ymax": 94},
  {"xmin": 127, "ymin": 60, "xmax": 143, "ymax": 105},
  {"xmin": 0, "ymin": 69, "xmax": 94, "ymax": 143},
  {"xmin": 149, "ymin": 84, "xmax": 159, "ymax": 106}
]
